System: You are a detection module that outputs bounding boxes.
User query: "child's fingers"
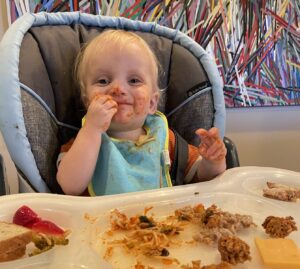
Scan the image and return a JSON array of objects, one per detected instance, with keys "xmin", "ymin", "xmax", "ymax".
[
  {"xmin": 196, "ymin": 128, "xmax": 221, "ymax": 144},
  {"xmin": 208, "ymin": 127, "xmax": 220, "ymax": 139},
  {"xmin": 197, "ymin": 127, "xmax": 219, "ymax": 138},
  {"xmin": 195, "ymin": 128, "xmax": 208, "ymax": 137},
  {"xmin": 196, "ymin": 128, "xmax": 213, "ymax": 147},
  {"xmin": 208, "ymin": 146, "xmax": 227, "ymax": 161},
  {"xmin": 196, "ymin": 127, "xmax": 225, "ymax": 159},
  {"xmin": 108, "ymin": 108, "xmax": 118, "ymax": 118},
  {"xmin": 102, "ymin": 99, "xmax": 118, "ymax": 110},
  {"xmin": 206, "ymin": 139, "xmax": 223, "ymax": 155},
  {"xmin": 93, "ymin": 94, "xmax": 112, "ymax": 104},
  {"xmin": 198, "ymin": 143, "xmax": 208, "ymax": 156},
  {"xmin": 91, "ymin": 95, "xmax": 118, "ymax": 112},
  {"xmin": 206, "ymin": 141, "xmax": 227, "ymax": 161}
]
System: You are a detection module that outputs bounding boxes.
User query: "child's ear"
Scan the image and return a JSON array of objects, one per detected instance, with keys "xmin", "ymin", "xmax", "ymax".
[
  {"xmin": 80, "ymin": 84, "xmax": 89, "ymax": 107},
  {"xmin": 81, "ymin": 93, "xmax": 89, "ymax": 108},
  {"xmin": 148, "ymin": 91, "xmax": 159, "ymax": 114}
]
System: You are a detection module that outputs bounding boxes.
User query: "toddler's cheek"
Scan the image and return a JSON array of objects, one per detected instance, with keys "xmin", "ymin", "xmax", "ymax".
[{"xmin": 134, "ymin": 96, "xmax": 147, "ymax": 114}]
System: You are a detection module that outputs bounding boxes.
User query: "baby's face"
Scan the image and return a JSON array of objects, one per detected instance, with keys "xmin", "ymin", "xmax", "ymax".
[{"xmin": 84, "ymin": 42, "xmax": 159, "ymax": 132}]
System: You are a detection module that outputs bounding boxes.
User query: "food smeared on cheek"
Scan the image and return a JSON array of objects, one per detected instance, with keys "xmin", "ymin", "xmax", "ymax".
[
  {"xmin": 111, "ymin": 87, "xmax": 123, "ymax": 96},
  {"xmin": 93, "ymin": 93, "xmax": 105, "ymax": 101},
  {"xmin": 88, "ymin": 93, "xmax": 106, "ymax": 106},
  {"xmin": 134, "ymin": 96, "xmax": 147, "ymax": 114},
  {"xmin": 112, "ymin": 111, "xmax": 133, "ymax": 122}
]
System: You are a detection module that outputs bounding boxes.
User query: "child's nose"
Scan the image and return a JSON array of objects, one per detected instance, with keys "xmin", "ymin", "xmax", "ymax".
[{"xmin": 108, "ymin": 81, "xmax": 126, "ymax": 96}]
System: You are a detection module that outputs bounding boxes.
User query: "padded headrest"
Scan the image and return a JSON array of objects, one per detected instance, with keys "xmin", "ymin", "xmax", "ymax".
[{"xmin": 19, "ymin": 24, "xmax": 210, "ymax": 143}]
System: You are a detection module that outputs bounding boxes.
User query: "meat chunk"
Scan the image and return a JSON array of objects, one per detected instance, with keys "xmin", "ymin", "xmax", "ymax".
[
  {"xmin": 263, "ymin": 181, "xmax": 300, "ymax": 202},
  {"xmin": 262, "ymin": 216, "xmax": 297, "ymax": 238},
  {"xmin": 193, "ymin": 205, "xmax": 256, "ymax": 245},
  {"xmin": 204, "ymin": 205, "xmax": 256, "ymax": 232},
  {"xmin": 217, "ymin": 236, "xmax": 251, "ymax": 265}
]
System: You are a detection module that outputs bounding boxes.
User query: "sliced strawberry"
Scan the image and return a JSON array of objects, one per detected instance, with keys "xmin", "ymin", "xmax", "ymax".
[
  {"xmin": 31, "ymin": 220, "xmax": 65, "ymax": 235},
  {"xmin": 13, "ymin": 205, "xmax": 41, "ymax": 228}
]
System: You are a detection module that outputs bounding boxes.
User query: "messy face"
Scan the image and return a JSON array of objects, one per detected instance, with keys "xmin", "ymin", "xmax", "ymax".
[{"xmin": 82, "ymin": 40, "xmax": 159, "ymax": 133}]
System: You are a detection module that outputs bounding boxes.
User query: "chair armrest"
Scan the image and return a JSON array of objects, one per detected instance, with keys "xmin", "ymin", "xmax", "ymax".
[{"xmin": 223, "ymin": 136, "xmax": 240, "ymax": 169}]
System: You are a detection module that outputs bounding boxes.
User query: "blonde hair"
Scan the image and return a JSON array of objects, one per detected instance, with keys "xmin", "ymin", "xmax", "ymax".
[{"xmin": 74, "ymin": 29, "xmax": 160, "ymax": 105}]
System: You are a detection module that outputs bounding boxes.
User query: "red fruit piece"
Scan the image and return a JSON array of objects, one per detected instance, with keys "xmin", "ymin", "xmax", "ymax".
[
  {"xmin": 13, "ymin": 205, "xmax": 41, "ymax": 228},
  {"xmin": 31, "ymin": 220, "xmax": 65, "ymax": 235}
]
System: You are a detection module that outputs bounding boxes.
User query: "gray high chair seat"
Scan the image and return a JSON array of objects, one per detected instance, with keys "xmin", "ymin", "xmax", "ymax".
[{"xmin": 0, "ymin": 12, "xmax": 239, "ymax": 194}]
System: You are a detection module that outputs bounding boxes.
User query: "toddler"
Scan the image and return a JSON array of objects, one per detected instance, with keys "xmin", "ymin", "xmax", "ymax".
[{"xmin": 56, "ymin": 30, "xmax": 227, "ymax": 196}]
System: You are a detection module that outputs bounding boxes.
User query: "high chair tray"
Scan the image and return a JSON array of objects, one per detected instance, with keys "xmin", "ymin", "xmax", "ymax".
[{"xmin": 0, "ymin": 166, "xmax": 299, "ymax": 269}]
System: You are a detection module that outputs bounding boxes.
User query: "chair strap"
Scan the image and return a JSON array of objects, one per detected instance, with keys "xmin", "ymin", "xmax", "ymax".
[{"xmin": 170, "ymin": 129, "xmax": 188, "ymax": 186}]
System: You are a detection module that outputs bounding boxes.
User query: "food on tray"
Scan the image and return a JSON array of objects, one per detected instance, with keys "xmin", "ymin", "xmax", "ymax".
[
  {"xmin": 13, "ymin": 205, "xmax": 67, "ymax": 236},
  {"xmin": 114, "ymin": 229, "xmax": 171, "ymax": 257},
  {"xmin": 15, "ymin": 206, "xmax": 70, "ymax": 257},
  {"xmin": 255, "ymin": 237, "xmax": 300, "ymax": 269},
  {"xmin": 30, "ymin": 228, "xmax": 70, "ymax": 257},
  {"xmin": 99, "ymin": 204, "xmax": 258, "ymax": 268},
  {"xmin": 13, "ymin": 205, "xmax": 41, "ymax": 228},
  {"xmin": 134, "ymin": 258, "xmax": 180, "ymax": 268},
  {"xmin": 200, "ymin": 262, "xmax": 232, "ymax": 269},
  {"xmin": 262, "ymin": 216, "xmax": 297, "ymax": 238},
  {"xmin": 180, "ymin": 260, "xmax": 201, "ymax": 269},
  {"xmin": 203, "ymin": 205, "xmax": 256, "ymax": 231},
  {"xmin": 181, "ymin": 260, "xmax": 232, "ymax": 269},
  {"xmin": 110, "ymin": 207, "xmax": 159, "ymax": 231},
  {"xmin": 0, "ymin": 222, "xmax": 32, "ymax": 262},
  {"xmin": 31, "ymin": 220, "xmax": 65, "ymax": 235},
  {"xmin": 135, "ymin": 260, "xmax": 232, "ymax": 269},
  {"xmin": 263, "ymin": 181, "xmax": 300, "ymax": 202},
  {"xmin": 176, "ymin": 204, "xmax": 256, "ymax": 231},
  {"xmin": 105, "ymin": 208, "xmax": 184, "ymax": 258},
  {"xmin": 192, "ymin": 204, "xmax": 256, "ymax": 245},
  {"xmin": 0, "ymin": 205, "xmax": 70, "ymax": 261},
  {"xmin": 218, "ymin": 236, "xmax": 251, "ymax": 265},
  {"xmin": 175, "ymin": 204, "xmax": 205, "ymax": 223},
  {"xmin": 134, "ymin": 261, "xmax": 155, "ymax": 268}
]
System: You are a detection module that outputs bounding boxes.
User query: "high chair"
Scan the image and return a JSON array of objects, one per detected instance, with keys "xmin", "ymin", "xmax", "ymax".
[{"xmin": 0, "ymin": 12, "xmax": 239, "ymax": 194}]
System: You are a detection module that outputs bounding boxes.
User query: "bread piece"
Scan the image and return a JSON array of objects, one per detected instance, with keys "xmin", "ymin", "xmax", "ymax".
[{"xmin": 0, "ymin": 221, "xmax": 32, "ymax": 262}]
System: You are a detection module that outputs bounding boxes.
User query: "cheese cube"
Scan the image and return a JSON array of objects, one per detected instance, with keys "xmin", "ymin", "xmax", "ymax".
[{"xmin": 255, "ymin": 237, "xmax": 300, "ymax": 269}]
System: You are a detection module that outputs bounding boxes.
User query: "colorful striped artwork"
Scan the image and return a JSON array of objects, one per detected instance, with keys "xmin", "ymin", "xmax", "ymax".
[{"xmin": 5, "ymin": 0, "xmax": 300, "ymax": 107}]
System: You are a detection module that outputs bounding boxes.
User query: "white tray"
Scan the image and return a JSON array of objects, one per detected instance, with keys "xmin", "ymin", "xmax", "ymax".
[{"xmin": 0, "ymin": 166, "xmax": 299, "ymax": 269}]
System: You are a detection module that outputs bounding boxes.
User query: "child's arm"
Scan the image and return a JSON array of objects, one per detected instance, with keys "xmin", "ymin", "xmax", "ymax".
[
  {"xmin": 56, "ymin": 95, "xmax": 117, "ymax": 195},
  {"xmin": 194, "ymin": 127, "xmax": 227, "ymax": 181}
]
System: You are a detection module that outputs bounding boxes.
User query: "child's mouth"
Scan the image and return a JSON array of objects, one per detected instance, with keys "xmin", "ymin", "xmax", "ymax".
[{"xmin": 116, "ymin": 101, "xmax": 132, "ymax": 106}]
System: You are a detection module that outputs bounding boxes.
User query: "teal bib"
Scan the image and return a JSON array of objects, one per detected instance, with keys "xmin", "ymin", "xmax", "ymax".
[{"xmin": 88, "ymin": 112, "xmax": 172, "ymax": 196}]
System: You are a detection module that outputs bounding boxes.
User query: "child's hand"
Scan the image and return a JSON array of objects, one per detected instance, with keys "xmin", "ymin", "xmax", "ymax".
[
  {"xmin": 195, "ymin": 127, "xmax": 227, "ymax": 163},
  {"xmin": 85, "ymin": 95, "xmax": 118, "ymax": 133}
]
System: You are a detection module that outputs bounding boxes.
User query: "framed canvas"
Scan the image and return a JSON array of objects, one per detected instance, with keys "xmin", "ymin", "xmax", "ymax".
[{"xmin": 6, "ymin": 0, "xmax": 300, "ymax": 107}]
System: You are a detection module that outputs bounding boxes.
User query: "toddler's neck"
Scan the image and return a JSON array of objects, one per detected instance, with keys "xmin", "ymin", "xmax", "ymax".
[{"xmin": 107, "ymin": 127, "xmax": 146, "ymax": 142}]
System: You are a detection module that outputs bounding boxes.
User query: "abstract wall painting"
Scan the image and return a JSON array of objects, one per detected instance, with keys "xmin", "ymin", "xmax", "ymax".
[{"xmin": 5, "ymin": 0, "xmax": 300, "ymax": 107}]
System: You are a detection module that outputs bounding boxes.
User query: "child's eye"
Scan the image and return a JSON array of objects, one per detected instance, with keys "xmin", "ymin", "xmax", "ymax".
[
  {"xmin": 129, "ymin": 78, "xmax": 142, "ymax": 85},
  {"xmin": 97, "ymin": 78, "xmax": 110, "ymax": 85}
]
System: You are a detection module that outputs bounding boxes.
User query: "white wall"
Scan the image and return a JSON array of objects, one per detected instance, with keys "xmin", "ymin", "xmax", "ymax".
[{"xmin": 226, "ymin": 106, "xmax": 300, "ymax": 172}]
